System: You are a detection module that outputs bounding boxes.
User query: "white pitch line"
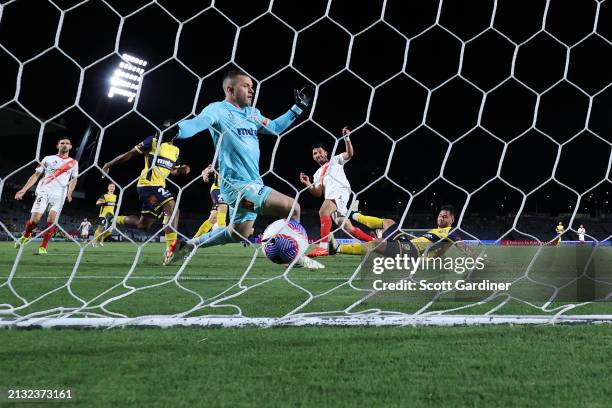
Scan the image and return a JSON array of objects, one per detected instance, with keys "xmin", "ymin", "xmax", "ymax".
[{"xmin": 2, "ymin": 276, "xmax": 348, "ymax": 281}]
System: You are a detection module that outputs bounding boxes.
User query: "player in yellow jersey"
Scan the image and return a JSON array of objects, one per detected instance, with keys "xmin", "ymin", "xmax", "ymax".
[
  {"xmin": 102, "ymin": 121, "xmax": 190, "ymax": 265},
  {"xmin": 193, "ymin": 164, "xmax": 228, "ymax": 238},
  {"xmin": 92, "ymin": 182, "xmax": 117, "ymax": 247},
  {"xmin": 554, "ymin": 221, "xmax": 564, "ymax": 246},
  {"xmin": 330, "ymin": 205, "xmax": 473, "ymax": 259}
]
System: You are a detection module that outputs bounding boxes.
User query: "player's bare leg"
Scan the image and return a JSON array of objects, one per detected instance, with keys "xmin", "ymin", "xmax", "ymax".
[
  {"xmin": 260, "ymin": 190, "xmax": 300, "ymax": 221},
  {"xmin": 172, "ymin": 190, "xmax": 300, "ymax": 264}
]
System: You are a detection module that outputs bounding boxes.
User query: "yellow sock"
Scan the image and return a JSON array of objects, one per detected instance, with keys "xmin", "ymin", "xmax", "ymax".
[
  {"xmin": 162, "ymin": 214, "xmax": 169, "ymax": 224},
  {"xmin": 217, "ymin": 211, "xmax": 227, "ymax": 227},
  {"xmin": 101, "ymin": 230, "xmax": 112, "ymax": 242},
  {"xmin": 93, "ymin": 226, "xmax": 103, "ymax": 241},
  {"xmin": 116, "ymin": 215, "xmax": 126, "ymax": 225},
  {"xmin": 338, "ymin": 243, "xmax": 364, "ymax": 255},
  {"xmin": 193, "ymin": 219, "xmax": 213, "ymax": 238},
  {"xmin": 355, "ymin": 213, "xmax": 384, "ymax": 229},
  {"xmin": 165, "ymin": 231, "xmax": 177, "ymax": 248}
]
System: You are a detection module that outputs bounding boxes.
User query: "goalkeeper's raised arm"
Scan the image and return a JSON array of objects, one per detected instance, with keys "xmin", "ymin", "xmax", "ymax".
[{"xmin": 175, "ymin": 72, "xmax": 313, "ymax": 140}]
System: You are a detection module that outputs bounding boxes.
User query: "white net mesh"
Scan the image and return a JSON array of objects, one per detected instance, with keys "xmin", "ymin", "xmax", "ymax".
[{"xmin": 1, "ymin": 0, "xmax": 611, "ymax": 327}]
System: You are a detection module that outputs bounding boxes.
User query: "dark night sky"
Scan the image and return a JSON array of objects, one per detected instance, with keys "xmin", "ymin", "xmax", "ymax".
[{"xmin": 1, "ymin": 0, "xmax": 611, "ymax": 224}]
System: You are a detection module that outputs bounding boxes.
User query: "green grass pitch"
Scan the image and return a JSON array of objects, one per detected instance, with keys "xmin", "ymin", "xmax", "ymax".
[{"xmin": 1, "ymin": 242, "xmax": 612, "ymax": 406}]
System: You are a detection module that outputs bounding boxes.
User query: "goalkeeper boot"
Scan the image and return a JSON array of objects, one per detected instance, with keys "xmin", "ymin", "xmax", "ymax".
[
  {"xmin": 14, "ymin": 235, "xmax": 31, "ymax": 249},
  {"xmin": 307, "ymin": 246, "xmax": 329, "ymax": 257},
  {"xmin": 37, "ymin": 247, "xmax": 47, "ymax": 256}
]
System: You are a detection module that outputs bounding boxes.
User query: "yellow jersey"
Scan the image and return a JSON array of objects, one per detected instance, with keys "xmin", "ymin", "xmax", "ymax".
[
  {"xmin": 98, "ymin": 193, "xmax": 117, "ymax": 217},
  {"xmin": 410, "ymin": 227, "xmax": 463, "ymax": 258},
  {"xmin": 556, "ymin": 225, "xmax": 564, "ymax": 234},
  {"xmin": 135, "ymin": 136, "xmax": 180, "ymax": 188}
]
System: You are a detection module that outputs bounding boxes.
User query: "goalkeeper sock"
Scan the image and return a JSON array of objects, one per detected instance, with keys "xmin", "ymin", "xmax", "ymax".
[
  {"xmin": 189, "ymin": 227, "xmax": 234, "ymax": 248},
  {"xmin": 165, "ymin": 231, "xmax": 177, "ymax": 248},
  {"xmin": 217, "ymin": 211, "xmax": 227, "ymax": 227},
  {"xmin": 194, "ymin": 219, "xmax": 213, "ymax": 238},
  {"xmin": 23, "ymin": 220, "xmax": 36, "ymax": 238},
  {"xmin": 352, "ymin": 213, "xmax": 384, "ymax": 229},
  {"xmin": 351, "ymin": 227, "xmax": 374, "ymax": 242},
  {"xmin": 101, "ymin": 230, "xmax": 112, "ymax": 242},
  {"xmin": 40, "ymin": 222, "xmax": 56, "ymax": 249},
  {"xmin": 116, "ymin": 215, "xmax": 126, "ymax": 225},
  {"xmin": 319, "ymin": 215, "xmax": 332, "ymax": 249},
  {"xmin": 338, "ymin": 243, "xmax": 364, "ymax": 255}
]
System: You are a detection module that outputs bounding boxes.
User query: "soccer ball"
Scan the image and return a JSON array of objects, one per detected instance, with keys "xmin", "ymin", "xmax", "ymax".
[{"xmin": 262, "ymin": 219, "xmax": 309, "ymax": 265}]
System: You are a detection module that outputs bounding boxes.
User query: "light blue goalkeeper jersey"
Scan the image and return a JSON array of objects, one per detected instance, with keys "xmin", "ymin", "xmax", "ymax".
[{"xmin": 177, "ymin": 100, "xmax": 302, "ymax": 204}]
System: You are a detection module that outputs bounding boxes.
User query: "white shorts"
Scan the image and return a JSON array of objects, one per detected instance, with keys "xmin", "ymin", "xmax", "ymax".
[
  {"xmin": 579, "ymin": 236, "xmax": 585, "ymax": 242},
  {"xmin": 81, "ymin": 230, "xmax": 90, "ymax": 237},
  {"xmin": 31, "ymin": 192, "xmax": 64, "ymax": 215},
  {"xmin": 327, "ymin": 190, "xmax": 350, "ymax": 221}
]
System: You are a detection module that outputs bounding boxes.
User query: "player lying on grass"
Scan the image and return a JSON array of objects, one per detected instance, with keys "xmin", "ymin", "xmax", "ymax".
[
  {"xmin": 330, "ymin": 205, "xmax": 474, "ymax": 259},
  {"xmin": 170, "ymin": 71, "xmax": 322, "ymax": 268},
  {"xmin": 193, "ymin": 164, "xmax": 228, "ymax": 238},
  {"xmin": 92, "ymin": 182, "xmax": 117, "ymax": 246},
  {"xmin": 300, "ymin": 127, "xmax": 378, "ymax": 257},
  {"xmin": 14, "ymin": 137, "xmax": 79, "ymax": 255},
  {"xmin": 102, "ymin": 120, "xmax": 190, "ymax": 265}
]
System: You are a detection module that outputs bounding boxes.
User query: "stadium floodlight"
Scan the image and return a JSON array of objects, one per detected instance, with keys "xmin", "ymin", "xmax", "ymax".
[{"xmin": 107, "ymin": 53, "xmax": 147, "ymax": 103}]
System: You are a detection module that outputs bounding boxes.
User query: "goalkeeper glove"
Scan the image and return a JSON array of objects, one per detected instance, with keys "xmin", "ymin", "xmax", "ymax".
[{"xmin": 294, "ymin": 85, "xmax": 315, "ymax": 111}]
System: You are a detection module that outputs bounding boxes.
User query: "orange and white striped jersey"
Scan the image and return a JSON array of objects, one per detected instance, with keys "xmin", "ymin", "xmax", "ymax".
[{"xmin": 35, "ymin": 154, "xmax": 79, "ymax": 195}]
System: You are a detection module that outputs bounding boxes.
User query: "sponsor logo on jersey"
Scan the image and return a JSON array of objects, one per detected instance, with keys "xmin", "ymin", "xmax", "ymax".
[
  {"xmin": 155, "ymin": 157, "xmax": 175, "ymax": 170},
  {"xmin": 237, "ymin": 128, "xmax": 257, "ymax": 136}
]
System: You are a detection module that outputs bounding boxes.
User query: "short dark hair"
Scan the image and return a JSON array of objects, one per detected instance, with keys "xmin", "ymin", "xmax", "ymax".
[
  {"xmin": 311, "ymin": 143, "xmax": 327, "ymax": 152},
  {"xmin": 222, "ymin": 70, "xmax": 249, "ymax": 88},
  {"xmin": 57, "ymin": 137, "xmax": 71, "ymax": 143},
  {"xmin": 440, "ymin": 204, "xmax": 456, "ymax": 217}
]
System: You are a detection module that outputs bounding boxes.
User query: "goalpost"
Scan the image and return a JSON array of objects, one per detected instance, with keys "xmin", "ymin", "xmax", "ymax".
[{"xmin": 1, "ymin": 0, "xmax": 611, "ymax": 328}]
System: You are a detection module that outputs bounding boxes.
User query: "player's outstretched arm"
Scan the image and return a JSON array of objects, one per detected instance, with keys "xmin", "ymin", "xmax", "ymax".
[
  {"xmin": 299, "ymin": 172, "xmax": 323, "ymax": 197},
  {"xmin": 176, "ymin": 112, "xmax": 215, "ymax": 140},
  {"xmin": 102, "ymin": 148, "xmax": 139, "ymax": 175},
  {"xmin": 14, "ymin": 170, "xmax": 42, "ymax": 200},
  {"xmin": 341, "ymin": 126, "xmax": 354, "ymax": 161}
]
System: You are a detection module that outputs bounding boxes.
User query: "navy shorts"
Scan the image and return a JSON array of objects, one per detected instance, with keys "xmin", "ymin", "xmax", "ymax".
[
  {"xmin": 137, "ymin": 186, "xmax": 174, "ymax": 218},
  {"xmin": 210, "ymin": 188, "xmax": 225, "ymax": 208},
  {"xmin": 381, "ymin": 227, "xmax": 419, "ymax": 257}
]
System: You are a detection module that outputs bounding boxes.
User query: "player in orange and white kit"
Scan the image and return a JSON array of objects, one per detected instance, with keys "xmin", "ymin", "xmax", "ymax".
[
  {"xmin": 14, "ymin": 137, "xmax": 79, "ymax": 255},
  {"xmin": 78, "ymin": 218, "xmax": 92, "ymax": 242},
  {"xmin": 300, "ymin": 127, "xmax": 375, "ymax": 257}
]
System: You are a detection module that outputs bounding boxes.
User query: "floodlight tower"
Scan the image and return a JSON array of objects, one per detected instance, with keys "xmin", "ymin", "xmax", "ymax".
[{"xmin": 108, "ymin": 53, "xmax": 147, "ymax": 103}]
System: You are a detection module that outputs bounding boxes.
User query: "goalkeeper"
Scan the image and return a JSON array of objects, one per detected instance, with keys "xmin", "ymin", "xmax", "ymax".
[{"xmin": 170, "ymin": 70, "xmax": 314, "ymax": 258}]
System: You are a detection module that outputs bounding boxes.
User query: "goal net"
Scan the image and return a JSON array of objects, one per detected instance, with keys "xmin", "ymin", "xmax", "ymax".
[{"xmin": 1, "ymin": 0, "xmax": 611, "ymax": 328}]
